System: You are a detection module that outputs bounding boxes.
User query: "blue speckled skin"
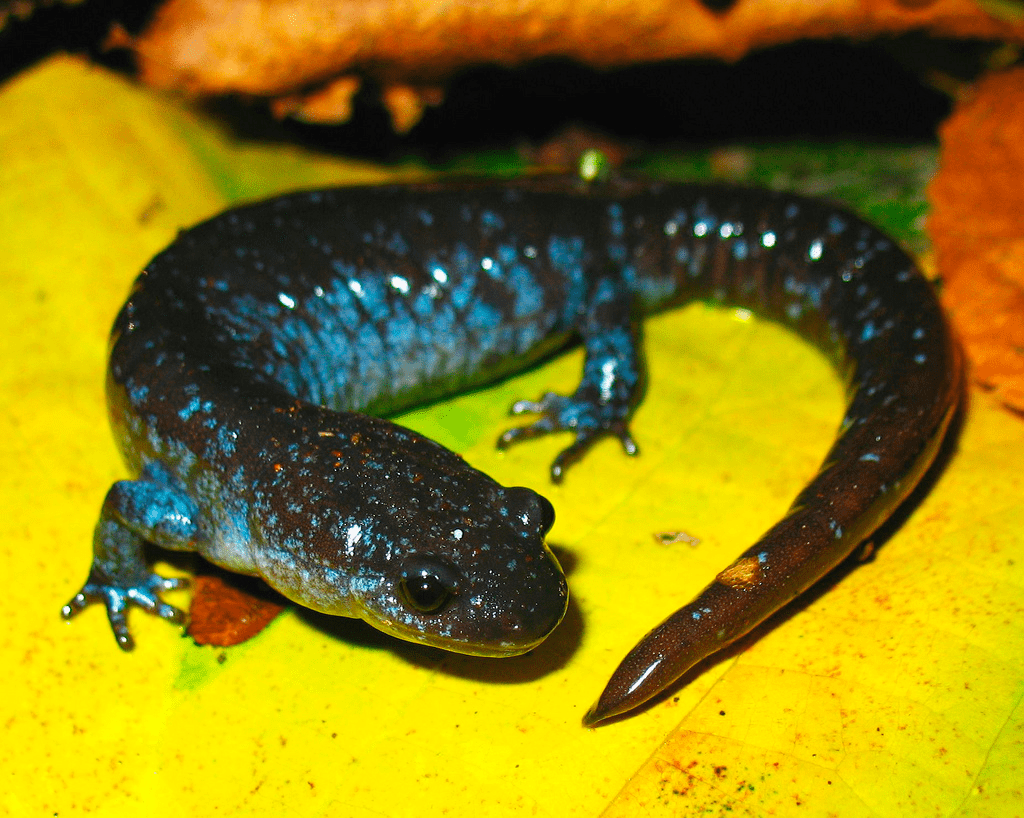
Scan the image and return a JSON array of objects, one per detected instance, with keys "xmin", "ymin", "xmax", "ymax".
[{"xmin": 63, "ymin": 175, "xmax": 961, "ymax": 723}]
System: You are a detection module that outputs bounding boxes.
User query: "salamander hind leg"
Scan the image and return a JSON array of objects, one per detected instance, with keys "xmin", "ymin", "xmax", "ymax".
[
  {"xmin": 498, "ymin": 278, "xmax": 642, "ymax": 482},
  {"xmin": 62, "ymin": 466, "xmax": 201, "ymax": 650}
]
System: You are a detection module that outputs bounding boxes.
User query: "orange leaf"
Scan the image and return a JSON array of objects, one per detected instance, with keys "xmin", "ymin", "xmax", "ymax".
[{"xmin": 929, "ymin": 66, "xmax": 1024, "ymax": 412}]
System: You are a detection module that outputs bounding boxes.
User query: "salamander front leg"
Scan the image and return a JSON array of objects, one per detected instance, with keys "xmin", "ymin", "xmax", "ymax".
[
  {"xmin": 62, "ymin": 465, "xmax": 202, "ymax": 649},
  {"xmin": 499, "ymin": 279, "xmax": 643, "ymax": 481}
]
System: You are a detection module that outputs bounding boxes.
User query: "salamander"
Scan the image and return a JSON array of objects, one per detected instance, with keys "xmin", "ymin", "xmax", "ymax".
[{"xmin": 62, "ymin": 174, "xmax": 962, "ymax": 725}]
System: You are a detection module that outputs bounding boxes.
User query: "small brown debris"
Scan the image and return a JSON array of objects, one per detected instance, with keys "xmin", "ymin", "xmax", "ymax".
[{"xmin": 188, "ymin": 573, "xmax": 286, "ymax": 646}]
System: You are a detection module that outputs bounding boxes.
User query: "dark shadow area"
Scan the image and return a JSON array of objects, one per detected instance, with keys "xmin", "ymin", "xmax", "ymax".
[
  {"xmin": 264, "ymin": 40, "xmax": 961, "ymax": 161},
  {"xmin": 0, "ymin": 0, "xmax": 155, "ymax": 77}
]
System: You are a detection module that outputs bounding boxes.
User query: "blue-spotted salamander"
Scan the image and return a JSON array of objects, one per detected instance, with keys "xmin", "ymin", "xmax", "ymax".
[{"xmin": 62, "ymin": 174, "xmax": 962, "ymax": 725}]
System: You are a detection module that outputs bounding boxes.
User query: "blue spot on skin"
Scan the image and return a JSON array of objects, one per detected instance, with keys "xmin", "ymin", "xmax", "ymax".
[
  {"xmin": 547, "ymin": 235, "xmax": 584, "ymax": 270},
  {"xmin": 784, "ymin": 276, "xmax": 805, "ymax": 295},
  {"xmin": 128, "ymin": 382, "xmax": 150, "ymax": 404},
  {"xmin": 451, "ymin": 242, "xmax": 475, "ymax": 275},
  {"xmin": 353, "ymin": 323, "xmax": 387, "ymax": 391},
  {"xmin": 480, "ymin": 209, "xmax": 504, "ymax": 234},
  {"xmin": 608, "ymin": 240, "xmax": 627, "ymax": 265},
  {"xmin": 860, "ymin": 321, "xmax": 877, "ymax": 343},
  {"xmin": 497, "ymin": 243, "xmax": 517, "ymax": 266},
  {"xmin": 827, "ymin": 214, "xmax": 847, "ymax": 235},
  {"xmin": 385, "ymin": 306, "xmax": 417, "ymax": 352},
  {"xmin": 412, "ymin": 291, "xmax": 435, "ymax": 317},
  {"xmin": 860, "ymin": 452, "xmax": 880, "ymax": 462},
  {"xmin": 509, "ymin": 265, "xmax": 544, "ymax": 318},
  {"xmin": 178, "ymin": 395, "xmax": 201, "ymax": 421},
  {"xmin": 450, "ymin": 273, "xmax": 476, "ymax": 311},
  {"xmin": 607, "ymin": 203, "xmax": 625, "ymax": 239},
  {"xmin": 466, "ymin": 300, "xmax": 501, "ymax": 332},
  {"xmin": 593, "ymin": 277, "xmax": 619, "ymax": 305},
  {"xmin": 547, "ymin": 235, "xmax": 586, "ymax": 309},
  {"xmin": 215, "ymin": 426, "xmax": 238, "ymax": 458},
  {"xmin": 386, "ymin": 232, "xmax": 409, "ymax": 256}
]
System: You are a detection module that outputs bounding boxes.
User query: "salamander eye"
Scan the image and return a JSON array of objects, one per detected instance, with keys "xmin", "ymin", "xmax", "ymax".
[{"xmin": 398, "ymin": 557, "xmax": 458, "ymax": 614}]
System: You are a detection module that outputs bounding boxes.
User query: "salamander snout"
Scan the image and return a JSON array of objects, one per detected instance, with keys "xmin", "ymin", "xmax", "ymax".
[{"xmin": 499, "ymin": 486, "xmax": 556, "ymax": 537}]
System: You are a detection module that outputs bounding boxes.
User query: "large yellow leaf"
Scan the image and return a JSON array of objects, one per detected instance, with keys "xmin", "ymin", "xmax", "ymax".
[{"xmin": 1, "ymin": 56, "xmax": 1020, "ymax": 817}]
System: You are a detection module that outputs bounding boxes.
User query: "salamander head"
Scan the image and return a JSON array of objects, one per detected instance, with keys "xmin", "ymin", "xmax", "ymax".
[
  {"xmin": 254, "ymin": 415, "xmax": 568, "ymax": 657},
  {"xmin": 352, "ymin": 483, "xmax": 567, "ymax": 657}
]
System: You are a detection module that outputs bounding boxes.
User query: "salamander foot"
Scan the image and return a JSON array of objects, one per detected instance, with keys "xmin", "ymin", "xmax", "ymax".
[
  {"xmin": 497, "ymin": 391, "xmax": 638, "ymax": 482},
  {"xmin": 62, "ymin": 567, "xmax": 189, "ymax": 650}
]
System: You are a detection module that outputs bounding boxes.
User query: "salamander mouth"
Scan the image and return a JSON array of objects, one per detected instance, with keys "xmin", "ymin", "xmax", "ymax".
[
  {"xmin": 377, "ymin": 604, "xmax": 567, "ymax": 658},
  {"xmin": 406, "ymin": 632, "xmax": 551, "ymax": 658}
]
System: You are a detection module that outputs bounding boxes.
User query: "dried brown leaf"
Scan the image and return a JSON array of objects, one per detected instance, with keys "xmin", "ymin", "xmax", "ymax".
[
  {"xmin": 133, "ymin": 0, "xmax": 1024, "ymax": 127},
  {"xmin": 928, "ymin": 67, "xmax": 1024, "ymax": 412},
  {"xmin": 188, "ymin": 573, "xmax": 286, "ymax": 646}
]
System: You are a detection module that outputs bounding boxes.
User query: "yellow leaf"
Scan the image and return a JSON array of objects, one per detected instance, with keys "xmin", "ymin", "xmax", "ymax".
[{"xmin": 2, "ymin": 56, "xmax": 1021, "ymax": 817}]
